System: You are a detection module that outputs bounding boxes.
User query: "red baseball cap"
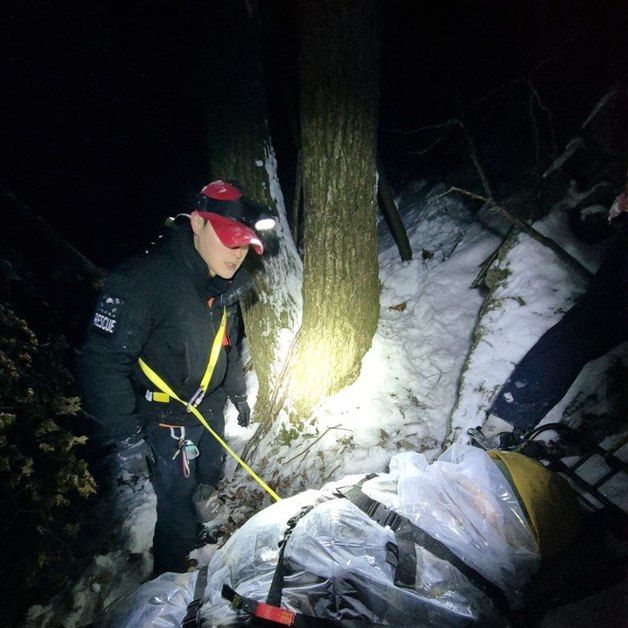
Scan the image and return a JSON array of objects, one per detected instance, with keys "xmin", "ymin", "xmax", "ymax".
[
  {"xmin": 195, "ymin": 181, "xmax": 264, "ymax": 254},
  {"xmin": 201, "ymin": 212, "xmax": 264, "ymax": 254}
]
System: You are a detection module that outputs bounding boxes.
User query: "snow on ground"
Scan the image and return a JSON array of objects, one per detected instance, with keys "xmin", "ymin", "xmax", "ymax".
[
  {"xmin": 448, "ymin": 191, "xmax": 627, "ymax": 508},
  {"xmin": 26, "ymin": 446, "xmax": 156, "ymax": 627},
  {"xmin": 222, "ymin": 183, "xmax": 500, "ymax": 505},
  {"xmin": 449, "ymin": 220, "xmax": 591, "ymax": 438},
  {"xmin": 300, "ymin": 184, "xmax": 500, "ymax": 467},
  {"xmin": 26, "ymin": 180, "xmax": 626, "ymax": 626},
  {"xmin": 446, "ymin": 190, "xmax": 622, "ymax": 441}
]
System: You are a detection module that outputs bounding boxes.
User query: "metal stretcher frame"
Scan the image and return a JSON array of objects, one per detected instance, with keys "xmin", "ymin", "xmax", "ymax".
[{"xmin": 468, "ymin": 422, "xmax": 628, "ymax": 524}]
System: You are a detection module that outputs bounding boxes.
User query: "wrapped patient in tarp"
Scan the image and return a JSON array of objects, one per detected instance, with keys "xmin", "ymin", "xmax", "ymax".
[{"xmin": 99, "ymin": 444, "xmax": 580, "ymax": 627}]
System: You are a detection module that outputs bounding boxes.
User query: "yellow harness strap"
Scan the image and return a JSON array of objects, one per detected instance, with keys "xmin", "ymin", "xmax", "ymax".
[
  {"xmin": 200, "ymin": 308, "xmax": 228, "ymax": 392},
  {"xmin": 143, "ymin": 309, "xmax": 226, "ymax": 404},
  {"xmin": 138, "ymin": 308, "xmax": 280, "ymax": 503}
]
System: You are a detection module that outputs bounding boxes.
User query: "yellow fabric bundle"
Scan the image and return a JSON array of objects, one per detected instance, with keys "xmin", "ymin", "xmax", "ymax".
[{"xmin": 488, "ymin": 450, "xmax": 581, "ymax": 556}]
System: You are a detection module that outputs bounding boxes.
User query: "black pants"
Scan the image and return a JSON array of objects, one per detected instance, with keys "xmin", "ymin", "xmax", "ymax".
[
  {"xmin": 145, "ymin": 412, "xmax": 225, "ymax": 575},
  {"xmin": 489, "ymin": 239, "xmax": 628, "ymax": 430}
]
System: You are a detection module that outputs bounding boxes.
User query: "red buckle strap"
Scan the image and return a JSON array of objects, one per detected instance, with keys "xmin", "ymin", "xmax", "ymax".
[
  {"xmin": 222, "ymin": 584, "xmax": 296, "ymax": 626},
  {"xmin": 255, "ymin": 601, "xmax": 296, "ymax": 625}
]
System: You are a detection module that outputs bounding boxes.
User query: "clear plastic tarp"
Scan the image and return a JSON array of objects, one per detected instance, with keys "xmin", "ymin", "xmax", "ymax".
[
  {"xmin": 99, "ymin": 571, "xmax": 196, "ymax": 627},
  {"xmin": 99, "ymin": 445, "xmax": 541, "ymax": 627}
]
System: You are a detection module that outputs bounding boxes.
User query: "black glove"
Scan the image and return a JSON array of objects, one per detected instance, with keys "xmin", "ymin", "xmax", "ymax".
[
  {"xmin": 232, "ymin": 397, "xmax": 251, "ymax": 427},
  {"xmin": 82, "ymin": 411, "xmax": 144, "ymax": 456}
]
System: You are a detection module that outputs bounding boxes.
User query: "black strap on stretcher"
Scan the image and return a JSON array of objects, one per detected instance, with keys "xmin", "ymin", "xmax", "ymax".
[
  {"xmin": 222, "ymin": 584, "xmax": 389, "ymax": 627},
  {"xmin": 266, "ymin": 505, "xmax": 314, "ymax": 607},
  {"xmin": 223, "ymin": 475, "xmax": 516, "ymax": 626},
  {"xmin": 224, "ymin": 503, "xmax": 390, "ymax": 626},
  {"xmin": 182, "ymin": 565, "xmax": 208, "ymax": 627},
  {"xmin": 335, "ymin": 476, "xmax": 514, "ymax": 622}
]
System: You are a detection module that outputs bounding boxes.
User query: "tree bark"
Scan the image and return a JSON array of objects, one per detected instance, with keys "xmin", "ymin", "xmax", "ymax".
[
  {"xmin": 285, "ymin": 0, "xmax": 381, "ymax": 413},
  {"xmin": 198, "ymin": 1, "xmax": 302, "ymax": 413}
]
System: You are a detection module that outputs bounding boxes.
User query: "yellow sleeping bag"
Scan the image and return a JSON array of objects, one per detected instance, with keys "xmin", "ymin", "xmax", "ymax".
[{"xmin": 488, "ymin": 450, "xmax": 581, "ymax": 557}]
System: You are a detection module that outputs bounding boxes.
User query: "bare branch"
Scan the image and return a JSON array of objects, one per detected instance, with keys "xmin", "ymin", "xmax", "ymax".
[
  {"xmin": 528, "ymin": 92, "xmax": 542, "ymax": 182},
  {"xmin": 464, "ymin": 79, "xmax": 524, "ymax": 112},
  {"xmin": 240, "ymin": 327, "xmax": 303, "ymax": 463},
  {"xmin": 322, "ymin": 463, "xmax": 342, "ymax": 484},
  {"xmin": 282, "ymin": 424, "xmax": 353, "ymax": 467},
  {"xmin": 2, "ymin": 186, "xmax": 103, "ymax": 279},
  {"xmin": 435, "ymin": 187, "xmax": 593, "ymax": 279},
  {"xmin": 382, "ymin": 119, "xmax": 458, "ymax": 136},
  {"xmin": 527, "ymin": 81, "xmax": 558, "ymax": 157},
  {"xmin": 406, "ymin": 124, "xmax": 458, "ymax": 156},
  {"xmin": 456, "ymin": 120, "xmax": 494, "ymax": 200}
]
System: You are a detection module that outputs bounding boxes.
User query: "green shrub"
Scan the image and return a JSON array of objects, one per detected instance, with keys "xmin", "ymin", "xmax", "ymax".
[{"xmin": 0, "ymin": 303, "xmax": 96, "ymax": 624}]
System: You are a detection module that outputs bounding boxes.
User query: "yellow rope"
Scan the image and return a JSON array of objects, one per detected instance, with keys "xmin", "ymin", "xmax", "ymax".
[{"xmin": 138, "ymin": 328, "xmax": 281, "ymax": 503}]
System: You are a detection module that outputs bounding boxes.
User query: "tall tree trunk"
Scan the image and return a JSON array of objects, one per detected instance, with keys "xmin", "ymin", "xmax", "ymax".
[
  {"xmin": 198, "ymin": 1, "xmax": 302, "ymax": 413},
  {"xmin": 285, "ymin": 0, "xmax": 381, "ymax": 414}
]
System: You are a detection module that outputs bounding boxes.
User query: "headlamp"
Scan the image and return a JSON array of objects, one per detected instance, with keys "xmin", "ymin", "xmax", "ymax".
[
  {"xmin": 253, "ymin": 216, "xmax": 276, "ymax": 231},
  {"xmin": 196, "ymin": 194, "xmax": 276, "ymax": 233}
]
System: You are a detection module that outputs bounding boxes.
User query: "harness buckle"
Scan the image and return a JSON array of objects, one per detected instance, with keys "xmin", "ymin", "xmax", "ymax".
[
  {"xmin": 383, "ymin": 510, "xmax": 402, "ymax": 530},
  {"xmin": 187, "ymin": 387, "xmax": 206, "ymax": 412}
]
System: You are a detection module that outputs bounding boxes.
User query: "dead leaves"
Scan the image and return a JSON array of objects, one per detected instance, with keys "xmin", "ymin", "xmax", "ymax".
[{"xmin": 388, "ymin": 301, "xmax": 407, "ymax": 312}]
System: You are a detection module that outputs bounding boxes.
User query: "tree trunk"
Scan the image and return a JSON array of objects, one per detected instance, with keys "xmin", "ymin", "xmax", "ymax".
[
  {"xmin": 377, "ymin": 162, "xmax": 413, "ymax": 261},
  {"xmin": 198, "ymin": 1, "xmax": 302, "ymax": 413},
  {"xmin": 286, "ymin": 0, "xmax": 381, "ymax": 414}
]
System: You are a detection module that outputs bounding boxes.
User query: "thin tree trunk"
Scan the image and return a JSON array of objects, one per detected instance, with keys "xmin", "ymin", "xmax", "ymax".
[{"xmin": 377, "ymin": 162, "xmax": 412, "ymax": 261}]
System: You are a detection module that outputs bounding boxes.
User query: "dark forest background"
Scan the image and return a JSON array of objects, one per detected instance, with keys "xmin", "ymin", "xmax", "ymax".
[{"xmin": 3, "ymin": 1, "xmax": 625, "ymax": 268}]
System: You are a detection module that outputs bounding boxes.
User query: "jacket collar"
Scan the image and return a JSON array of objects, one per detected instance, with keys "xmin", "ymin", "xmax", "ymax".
[{"xmin": 168, "ymin": 224, "xmax": 252, "ymax": 303}]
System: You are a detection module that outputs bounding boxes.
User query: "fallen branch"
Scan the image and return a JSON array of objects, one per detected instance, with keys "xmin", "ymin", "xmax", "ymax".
[
  {"xmin": 390, "ymin": 80, "xmax": 558, "ymax": 170},
  {"xmin": 471, "ymin": 228, "xmax": 514, "ymax": 289},
  {"xmin": 436, "ymin": 186, "xmax": 593, "ymax": 278},
  {"xmin": 282, "ymin": 424, "xmax": 353, "ymax": 467}
]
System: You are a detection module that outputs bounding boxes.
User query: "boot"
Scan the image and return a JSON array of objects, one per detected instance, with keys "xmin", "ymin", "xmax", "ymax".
[
  {"xmin": 193, "ymin": 483, "xmax": 215, "ymax": 522},
  {"xmin": 196, "ymin": 525, "xmax": 221, "ymax": 548}
]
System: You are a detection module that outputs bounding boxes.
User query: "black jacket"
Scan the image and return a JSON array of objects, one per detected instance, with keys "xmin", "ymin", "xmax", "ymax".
[{"xmin": 78, "ymin": 225, "xmax": 250, "ymax": 444}]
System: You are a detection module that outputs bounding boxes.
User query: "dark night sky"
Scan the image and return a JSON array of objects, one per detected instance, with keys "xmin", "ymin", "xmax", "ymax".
[{"xmin": 2, "ymin": 1, "xmax": 624, "ymax": 268}]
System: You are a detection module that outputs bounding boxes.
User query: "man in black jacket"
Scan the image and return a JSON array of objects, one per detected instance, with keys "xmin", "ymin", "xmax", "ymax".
[{"xmin": 78, "ymin": 181, "xmax": 269, "ymax": 574}]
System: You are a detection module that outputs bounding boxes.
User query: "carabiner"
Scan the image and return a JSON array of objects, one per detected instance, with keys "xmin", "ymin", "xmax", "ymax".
[
  {"xmin": 168, "ymin": 425, "xmax": 186, "ymax": 440},
  {"xmin": 187, "ymin": 387, "xmax": 206, "ymax": 412}
]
